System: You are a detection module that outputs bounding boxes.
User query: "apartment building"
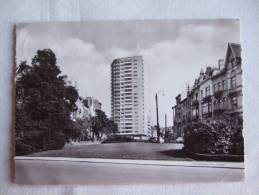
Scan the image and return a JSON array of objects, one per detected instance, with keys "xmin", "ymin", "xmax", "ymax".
[
  {"xmin": 172, "ymin": 43, "xmax": 242, "ymax": 138},
  {"xmin": 71, "ymin": 97, "xmax": 102, "ymax": 121},
  {"xmin": 111, "ymin": 56, "xmax": 147, "ymax": 138}
]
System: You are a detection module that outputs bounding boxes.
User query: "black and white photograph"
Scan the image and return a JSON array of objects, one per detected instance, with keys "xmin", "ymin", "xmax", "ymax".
[{"xmin": 14, "ymin": 20, "xmax": 244, "ymax": 185}]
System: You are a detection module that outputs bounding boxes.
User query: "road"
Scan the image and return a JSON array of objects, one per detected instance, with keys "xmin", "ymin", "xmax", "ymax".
[{"xmin": 15, "ymin": 159, "xmax": 244, "ymax": 185}]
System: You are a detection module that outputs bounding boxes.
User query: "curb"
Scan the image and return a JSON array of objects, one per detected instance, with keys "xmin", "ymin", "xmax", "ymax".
[{"xmin": 15, "ymin": 156, "xmax": 244, "ymax": 169}]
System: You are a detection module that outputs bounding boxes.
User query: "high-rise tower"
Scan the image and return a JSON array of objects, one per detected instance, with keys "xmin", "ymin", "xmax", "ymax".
[{"xmin": 111, "ymin": 56, "xmax": 145, "ymax": 137}]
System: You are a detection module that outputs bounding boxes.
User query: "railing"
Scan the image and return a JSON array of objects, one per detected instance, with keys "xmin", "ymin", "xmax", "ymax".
[
  {"xmin": 202, "ymin": 112, "xmax": 212, "ymax": 118},
  {"xmin": 202, "ymin": 95, "xmax": 211, "ymax": 102},
  {"xmin": 214, "ymin": 90, "xmax": 223, "ymax": 99},
  {"xmin": 213, "ymin": 107, "xmax": 227, "ymax": 115},
  {"xmin": 192, "ymin": 99, "xmax": 199, "ymax": 107},
  {"xmin": 228, "ymin": 87, "xmax": 241, "ymax": 97}
]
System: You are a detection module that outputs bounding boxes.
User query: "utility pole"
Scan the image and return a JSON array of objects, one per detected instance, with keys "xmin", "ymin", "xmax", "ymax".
[
  {"xmin": 165, "ymin": 113, "xmax": 167, "ymax": 128},
  {"xmin": 155, "ymin": 93, "xmax": 160, "ymax": 143},
  {"xmin": 165, "ymin": 113, "xmax": 168, "ymax": 142}
]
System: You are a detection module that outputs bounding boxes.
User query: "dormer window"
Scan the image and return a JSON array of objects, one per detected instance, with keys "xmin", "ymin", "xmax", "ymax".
[
  {"xmin": 230, "ymin": 58, "xmax": 235, "ymax": 68},
  {"xmin": 231, "ymin": 76, "xmax": 237, "ymax": 89}
]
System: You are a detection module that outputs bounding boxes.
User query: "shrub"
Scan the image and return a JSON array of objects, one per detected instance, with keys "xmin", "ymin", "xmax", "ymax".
[
  {"xmin": 102, "ymin": 135, "xmax": 135, "ymax": 143},
  {"xmin": 183, "ymin": 114, "xmax": 244, "ymax": 155}
]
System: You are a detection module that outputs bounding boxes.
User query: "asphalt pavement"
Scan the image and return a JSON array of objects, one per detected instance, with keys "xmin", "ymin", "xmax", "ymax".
[{"xmin": 15, "ymin": 158, "xmax": 244, "ymax": 185}]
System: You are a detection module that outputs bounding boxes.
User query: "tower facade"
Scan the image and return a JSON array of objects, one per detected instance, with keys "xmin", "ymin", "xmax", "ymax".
[{"xmin": 111, "ymin": 56, "xmax": 145, "ymax": 137}]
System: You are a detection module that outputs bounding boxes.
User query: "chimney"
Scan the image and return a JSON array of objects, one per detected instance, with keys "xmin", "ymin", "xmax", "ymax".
[
  {"xmin": 200, "ymin": 68, "xmax": 204, "ymax": 75},
  {"xmin": 218, "ymin": 59, "xmax": 224, "ymax": 70},
  {"xmin": 176, "ymin": 94, "xmax": 181, "ymax": 104}
]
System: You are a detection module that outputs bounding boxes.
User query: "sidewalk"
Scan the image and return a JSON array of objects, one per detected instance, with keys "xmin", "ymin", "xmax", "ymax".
[
  {"xmin": 15, "ymin": 156, "xmax": 244, "ymax": 169},
  {"xmin": 15, "ymin": 157, "xmax": 244, "ymax": 185}
]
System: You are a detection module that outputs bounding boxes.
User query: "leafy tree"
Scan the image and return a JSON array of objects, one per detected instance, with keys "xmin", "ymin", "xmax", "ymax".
[
  {"xmin": 103, "ymin": 119, "xmax": 118, "ymax": 136},
  {"xmin": 91, "ymin": 109, "xmax": 118, "ymax": 140},
  {"xmin": 15, "ymin": 49, "xmax": 80, "ymax": 155},
  {"xmin": 91, "ymin": 109, "xmax": 108, "ymax": 140},
  {"xmin": 73, "ymin": 117, "xmax": 92, "ymax": 141}
]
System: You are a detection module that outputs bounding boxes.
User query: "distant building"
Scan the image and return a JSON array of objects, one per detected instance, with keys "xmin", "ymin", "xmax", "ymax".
[
  {"xmin": 150, "ymin": 126, "xmax": 158, "ymax": 138},
  {"xmin": 146, "ymin": 114, "xmax": 152, "ymax": 136},
  {"xmin": 111, "ymin": 56, "xmax": 148, "ymax": 138},
  {"xmin": 84, "ymin": 97, "xmax": 102, "ymax": 116},
  {"xmin": 71, "ymin": 97, "xmax": 102, "ymax": 121},
  {"xmin": 172, "ymin": 94, "xmax": 189, "ymax": 138},
  {"xmin": 172, "ymin": 43, "xmax": 242, "ymax": 138}
]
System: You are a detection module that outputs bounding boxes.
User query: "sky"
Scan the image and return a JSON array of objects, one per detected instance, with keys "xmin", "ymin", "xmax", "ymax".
[{"xmin": 16, "ymin": 20, "xmax": 240, "ymax": 127}]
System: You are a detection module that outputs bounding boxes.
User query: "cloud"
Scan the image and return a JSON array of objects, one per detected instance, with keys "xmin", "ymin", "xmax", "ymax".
[
  {"xmin": 106, "ymin": 47, "xmax": 134, "ymax": 59},
  {"xmin": 16, "ymin": 31, "xmax": 111, "ymax": 116},
  {"xmin": 140, "ymin": 36, "xmax": 239, "ymax": 126},
  {"xmin": 16, "ymin": 20, "xmax": 240, "ymax": 126}
]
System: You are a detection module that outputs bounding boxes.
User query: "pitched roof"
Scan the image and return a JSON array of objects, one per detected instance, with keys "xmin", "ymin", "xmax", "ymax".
[{"xmin": 229, "ymin": 43, "xmax": 241, "ymax": 58}]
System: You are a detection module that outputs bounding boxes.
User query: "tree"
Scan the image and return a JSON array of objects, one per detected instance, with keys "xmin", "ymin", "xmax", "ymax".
[
  {"xmin": 103, "ymin": 119, "xmax": 118, "ymax": 136},
  {"xmin": 15, "ymin": 49, "xmax": 80, "ymax": 155},
  {"xmin": 73, "ymin": 117, "xmax": 92, "ymax": 141},
  {"xmin": 91, "ymin": 109, "xmax": 108, "ymax": 140},
  {"xmin": 91, "ymin": 109, "xmax": 118, "ymax": 140}
]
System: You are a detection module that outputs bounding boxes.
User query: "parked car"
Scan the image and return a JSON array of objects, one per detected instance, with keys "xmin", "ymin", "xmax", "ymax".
[{"xmin": 175, "ymin": 137, "xmax": 184, "ymax": 143}]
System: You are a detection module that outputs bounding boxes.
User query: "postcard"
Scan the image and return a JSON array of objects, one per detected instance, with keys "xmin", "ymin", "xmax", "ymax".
[{"xmin": 14, "ymin": 20, "xmax": 244, "ymax": 184}]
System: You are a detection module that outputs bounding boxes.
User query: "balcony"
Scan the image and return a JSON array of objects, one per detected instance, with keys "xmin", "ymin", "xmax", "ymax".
[
  {"xmin": 202, "ymin": 95, "xmax": 212, "ymax": 103},
  {"xmin": 202, "ymin": 112, "xmax": 212, "ymax": 118},
  {"xmin": 228, "ymin": 87, "xmax": 241, "ymax": 97},
  {"xmin": 213, "ymin": 107, "xmax": 227, "ymax": 115},
  {"xmin": 191, "ymin": 114, "xmax": 199, "ymax": 121},
  {"xmin": 192, "ymin": 99, "xmax": 199, "ymax": 107},
  {"xmin": 214, "ymin": 90, "xmax": 223, "ymax": 99}
]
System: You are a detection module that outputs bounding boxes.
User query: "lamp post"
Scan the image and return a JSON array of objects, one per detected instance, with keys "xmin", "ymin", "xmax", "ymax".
[{"xmin": 155, "ymin": 90, "xmax": 164, "ymax": 143}]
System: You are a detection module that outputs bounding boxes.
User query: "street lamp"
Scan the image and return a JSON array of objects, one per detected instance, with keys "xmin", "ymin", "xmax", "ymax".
[{"xmin": 155, "ymin": 90, "xmax": 164, "ymax": 143}]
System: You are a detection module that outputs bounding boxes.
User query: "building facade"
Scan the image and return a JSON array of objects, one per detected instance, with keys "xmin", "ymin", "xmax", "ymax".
[
  {"xmin": 172, "ymin": 43, "xmax": 242, "ymax": 138},
  {"xmin": 111, "ymin": 56, "xmax": 147, "ymax": 137},
  {"xmin": 84, "ymin": 97, "xmax": 102, "ymax": 116},
  {"xmin": 71, "ymin": 96, "xmax": 102, "ymax": 121}
]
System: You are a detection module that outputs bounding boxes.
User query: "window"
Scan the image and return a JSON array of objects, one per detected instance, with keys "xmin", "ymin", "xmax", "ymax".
[
  {"xmin": 214, "ymin": 100, "xmax": 218, "ymax": 110},
  {"xmin": 218, "ymin": 99, "xmax": 222, "ymax": 109},
  {"xmin": 217, "ymin": 82, "xmax": 221, "ymax": 91},
  {"xmin": 201, "ymin": 90, "xmax": 204, "ymax": 98},
  {"xmin": 192, "ymin": 108, "xmax": 198, "ymax": 117},
  {"xmin": 231, "ymin": 97, "xmax": 238, "ymax": 109},
  {"xmin": 230, "ymin": 58, "xmax": 235, "ymax": 68},
  {"xmin": 231, "ymin": 76, "xmax": 237, "ymax": 88},
  {"xmin": 213, "ymin": 84, "xmax": 217, "ymax": 93},
  {"xmin": 222, "ymin": 97, "xmax": 227, "ymax": 108},
  {"xmin": 205, "ymin": 86, "xmax": 210, "ymax": 97},
  {"xmin": 202, "ymin": 103, "xmax": 208, "ymax": 114},
  {"xmin": 222, "ymin": 80, "xmax": 227, "ymax": 90},
  {"xmin": 208, "ymin": 102, "xmax": 212, "ymax": 113},
  {"xmin": 195, "ymin": 93, "xmax": 198, "ymax": 100},
  {"xmin": 202, "ymin": 102, "xmax": 212, "ymax": 114}
]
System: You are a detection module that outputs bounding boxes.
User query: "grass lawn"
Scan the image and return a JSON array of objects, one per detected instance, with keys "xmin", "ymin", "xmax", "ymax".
[{"xmin": 27, "ymin": 142, "xmax": 194, "ymax": 161}]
